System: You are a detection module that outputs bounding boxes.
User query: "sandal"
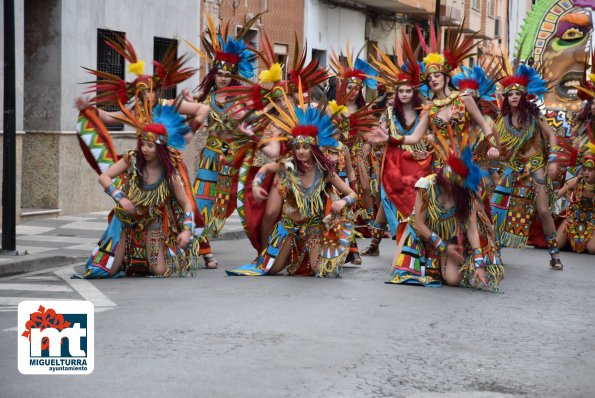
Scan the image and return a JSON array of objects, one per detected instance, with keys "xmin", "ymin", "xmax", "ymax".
[
  {"xmin": 360, "ymin": 244, "xmax": 379, "ymax": 256},
  {"xmin": 549, "ymin": 257, "xmax": 563, "ymax": 270},
  {"xmin": 203, "ymin": 254, "xmax": 218, "ymax": 269},
  {"xmin": 346, "ymin": 252, "xmax": 362, "ymax": 265}
]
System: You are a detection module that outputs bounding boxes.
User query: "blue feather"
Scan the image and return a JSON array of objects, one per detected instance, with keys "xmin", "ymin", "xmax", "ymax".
[
  {"xmin": 219, "ymin": 35, "xmax": 256, "ymax": 79},
  {"xmin": 355, "ymin": 58, "xmax": 378, "ymax": 90},
  {"xmin": 152, "ymin": 105, "xmax": 190, "ymax": 150},
  {"xmin": 452, "ymin": 65, "xmax": 496, "ymax": 101},
  {"xmin": 516, "ymin": 64, "xmax": 548, "ymax": 99},
  {"xmin": 461, "ymin": 147, "xmax": 487, "ymax": 192},
  {"xmin": 294, "ymin": 106, "xmax": 339, "ymax": 149}
]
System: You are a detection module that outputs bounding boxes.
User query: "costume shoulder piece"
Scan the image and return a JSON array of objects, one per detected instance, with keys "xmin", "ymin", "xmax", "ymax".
[{"xmin": 415, "ymin": 174, "xmax": 436, "ymax": 190}]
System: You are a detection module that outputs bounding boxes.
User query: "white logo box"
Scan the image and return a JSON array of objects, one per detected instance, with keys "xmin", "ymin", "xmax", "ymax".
[{"xmin": 18, "ymin": 300, "xmax": 94, "ymax": 375}]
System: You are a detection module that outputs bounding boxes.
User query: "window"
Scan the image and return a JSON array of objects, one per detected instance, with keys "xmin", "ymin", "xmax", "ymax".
[
  {"xmin": 472, "ymin": 0, "xmax": 480, "ymax": 11},
  {"xmin": 154, "ymin": 37, "xmax": 178, "ymax": 100},
  {"xmin": 312, "ymin": 49, "xmax": 327, "ymax": 67},
  {"xmin": 97, "ymin": 29, "xmax": 125, "ymax": 131},
  {"xmin": 274, "ymin": 43, "xmax": 288, "ymax": 80},
  {"xmin": 487, "ymin": 0, "xmax": 495, "ymax": 17}
]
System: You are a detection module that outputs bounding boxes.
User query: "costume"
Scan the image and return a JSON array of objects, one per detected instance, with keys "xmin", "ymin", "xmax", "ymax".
[
  {"xmin": 81, "ymin": 102, "xmax": 200, "ymax": 278},
  {"xmin": 490, "ymin": 63, "xmax": 557, "ymax": 250},
  {"xmin": 388, "ymin": 123, "xmax": 504, "ymax": 292},
  {"xmin": 187, "ymin": 15, "xmax": 258, "ymax": 242},
  {"xmin": 369, "ymin": 45, "xmax": 432, "ymax": 240},
  {"xmin": 227, "ymin": 95, "xmax": 357, "ymax": 277}
]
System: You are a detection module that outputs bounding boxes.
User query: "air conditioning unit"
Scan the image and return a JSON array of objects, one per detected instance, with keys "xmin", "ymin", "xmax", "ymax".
[{"xmin": 494, "ymin": 17, "xmax": 501, "ymax": 37}]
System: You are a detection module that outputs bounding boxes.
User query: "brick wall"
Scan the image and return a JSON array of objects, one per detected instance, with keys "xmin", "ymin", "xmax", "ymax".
[{"xmin": 201, "ymin": 0, "xmax": 305, "ymax": 77}]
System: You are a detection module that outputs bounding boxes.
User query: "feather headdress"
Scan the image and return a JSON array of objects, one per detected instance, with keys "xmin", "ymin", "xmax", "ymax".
[
  {"xmin": 83, "ymin": 32, "xmax": 195, "ymax": 107},
  {"xmin": 429, "ymin": 119, "xmax": 487, "ymax": 192},
  {"xmin": 415, "ymin": 19, "xmax": 478, "ymax": 80},
  {"xmin": 184, "ymin": 14, "xmax": 259, "ymax": 79},
  {"xmin": 330, "ymin": 46, "xmax": 378, "ymax": 90}
]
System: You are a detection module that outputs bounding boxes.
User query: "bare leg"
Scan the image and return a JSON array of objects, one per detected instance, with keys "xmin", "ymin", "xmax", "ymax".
[
  {"xmin": 308, "ymin": 244, "xmax": 322, "ymax": 275},
  {"xmin": 260, "ymin": 185, "xmax": 282, "ymax": 250},
  {"xmin": 534, "ymin": 169, "xmax": 563, "ymax": 269},
  {"xmin": 556, "ymin": 219, "xmax": 568, "ymax": 249},
  {"xmin": 587, "ymin": 234, "xmax": 595, "ymax": 254},
  {"xmin": 146, "ymin": 221, "xmax": 167, "ymax": 276},
  {"xmin": 108, "ymin": 230, "xmax": 127, "ymax": 277},
  {"xmin": 441, "ymin": 256, "xmax": 463, "ymax": 287},
  {"xmin": 266, "ymin": 236, "xmax": 293, "ymax": 275}
]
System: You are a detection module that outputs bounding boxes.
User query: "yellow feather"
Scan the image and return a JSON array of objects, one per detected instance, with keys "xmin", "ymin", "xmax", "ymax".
[
  {"xmin": 328, "ymin": 100, "xmax": 348, "ymax": 116},
  {"xmin": 259, "ymin": 63, "xmax": 283, "ymax": 83},
  {"xmin": 128, "ymin": 60, "xmax": 145, "ymax": 76}
]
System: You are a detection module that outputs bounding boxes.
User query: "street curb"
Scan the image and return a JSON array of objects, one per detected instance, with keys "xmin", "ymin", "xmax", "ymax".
[
  {"xmin": 0, "ymin": 231, "xmax": 246, "ymax": 277},
  {"xmin": 0, "ymin": 255, "xmax": 86, "ymax": 277}
]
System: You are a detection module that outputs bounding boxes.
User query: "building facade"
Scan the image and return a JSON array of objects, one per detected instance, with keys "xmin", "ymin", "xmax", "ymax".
[{"xmin": 0, "ymin": 0, "xmax": 202, "ymax": 224}]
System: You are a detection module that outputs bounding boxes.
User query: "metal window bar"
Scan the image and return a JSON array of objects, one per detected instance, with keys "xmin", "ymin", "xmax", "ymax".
[
  {"xmin": 154, "ymin": 37, "xmax": 178, "ymax": 99},
  {"xmin": 97, "ymin": 29, "xmax": 125, "ymax": 131}
]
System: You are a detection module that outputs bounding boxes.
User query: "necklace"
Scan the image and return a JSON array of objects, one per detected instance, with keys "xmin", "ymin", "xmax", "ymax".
[
  {"xmin": 432, "ymin": 91, "xmax": 459, "ymax": 107},
  {"xmin": 585, "ymin": 181, "xmax": 595, "ymax": 193}
]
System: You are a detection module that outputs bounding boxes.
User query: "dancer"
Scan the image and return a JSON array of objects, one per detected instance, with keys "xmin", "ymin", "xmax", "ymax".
[
  {"xmin": 184, "ymin": 15, "xmax": 260, "ymax": 268},
  {"xmin": 387, "ymin": 123, "xmax": 504, "ymax": 291},
  {"xmin": 82, "ymin": 97, "xmax": 200, "ymax": 278},
  {"xmin": 361, "ymin": 46, "xmax": 431, "ymax": 256},
  {"xmin": 226, "ymin": 92, "xmax": 357, "ymax": 277},
  {"xmin": 490, "ymin": 59, "xmax": 564, "ymax": 269}
]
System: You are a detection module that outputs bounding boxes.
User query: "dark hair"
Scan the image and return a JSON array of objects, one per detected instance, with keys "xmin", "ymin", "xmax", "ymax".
[
  {"xmin": 294, "ymin": 145, "xmax": 336, "ymax": 176},
  {"xmin": 355, "ymin": 89, "xmax": 366, "ymax": 108},
  {"xmin": 196, "ymin": 68, "xmax": 240, "ymax": 103},
  {"xmin": 136, "ymin": 140, "xmax": 178, "ymax": 183},
  {"xmin": 501, "ymin": 91, "xmax": 540, "ymax": 125},
  {"xmin": 393, "ymin": 86, "xmax": 423, "ymax": 127},
  {"xmin": 575, "ymin": 98, "xmax": 593, "ymax": 123},
  {"xmin": 436, "ymin": 171, "xmax": 473, "ymax": 223}
]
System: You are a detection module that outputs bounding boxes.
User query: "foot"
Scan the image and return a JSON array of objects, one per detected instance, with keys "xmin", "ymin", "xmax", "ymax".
[
  {"xmin": 360, "ymin": 243, "xmax": 379, "ymax": 256},
  {"xmin": 346, "ymin": 251, "xmax": 362, "ymax": 265},
  {"xmin": 549, "ymin": 257, "xmax": 563, "ymax": 270},
  {"xmin": 203, "ymin": 254, "xmax": 218, "ymax": 269}
]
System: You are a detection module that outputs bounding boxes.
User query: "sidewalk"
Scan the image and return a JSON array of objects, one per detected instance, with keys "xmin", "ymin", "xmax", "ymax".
[{"xmin": 0, "ymin": 210, "xmax": 246, "ymax": 276}]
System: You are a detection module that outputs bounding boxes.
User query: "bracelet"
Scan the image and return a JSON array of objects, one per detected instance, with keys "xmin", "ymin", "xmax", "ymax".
[
  {"xmin": 182, "ymin": 211, "xmax": 194, "ymax": 232},
  {"xmin": 342, "ymin": 193, "xmax": 356, "ymax": 206},
  {"xmin": 548, "ymin": 154, "xmax": 557, "ymax": 163},
  {"xmin": 473, "ymin": 247, "xmax": 485, "ymax": 269},
  {"xmin": 105, "ymin": 184, "xmax": 127, "ymax": 204},
  {"xmin": 486, "ymin": 134, "xmax": 498, "ymax": 148},
  {"xmin": 252, "ymin": 172, "xmax": 266, "ymax": 187},
  {"xmin": 388, "ymin": 134, "xmax": 404, "ymax": 146},
  {"xmin": 429, "ymin": 232, "xmax": 446, "ymax": 253}
]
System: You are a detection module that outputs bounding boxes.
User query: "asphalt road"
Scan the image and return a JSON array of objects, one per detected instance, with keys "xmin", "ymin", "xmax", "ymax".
[{"xmin": 1, "ymin": 238, "xmax": 594, "ymax": 398}]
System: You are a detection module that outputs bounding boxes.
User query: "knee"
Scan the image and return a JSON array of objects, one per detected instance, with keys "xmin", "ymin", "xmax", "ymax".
[{"xmin": 442, "ymin": 274, "xmax": 463, "ymax": 286}]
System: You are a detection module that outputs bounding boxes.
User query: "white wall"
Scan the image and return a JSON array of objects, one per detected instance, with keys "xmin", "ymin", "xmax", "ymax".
[
  {"xmin": 367, "ymin": 19, "xmax": 404, "ymax": 53},
  {"xmin": 304, "ymin": 0, "xmax": 367, "ymax": 64},
  {"xmin": 507, "ymin": 0, "xmax": 532, "ymax": 59},
  {"xmin": 59, "ymin": 0, "xmax": 201, "ymax": 131}
]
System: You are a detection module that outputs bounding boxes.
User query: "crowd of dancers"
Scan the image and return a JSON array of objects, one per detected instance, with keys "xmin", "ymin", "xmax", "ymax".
[{"xmin": 74, "ymin": 15, "xmax": 595, "ymax": 292}]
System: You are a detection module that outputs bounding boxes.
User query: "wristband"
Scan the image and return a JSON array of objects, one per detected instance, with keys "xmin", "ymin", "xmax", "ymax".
[
  {"xmin": 252, "ymin": 172, "xmax": 266, "ymax": 187},
  {"xmin": 429, "ymin": 232, "xmax": 446, "ymax": 253},
  {"xmin": 182, "ymin": 211, "xmax": 194, "ymax": 232},
  {"xmin": 486, "ymin": 134, "xmax": 498, "ymax": 148},
  {"xmin": 342, "ymin": 193, "xmax": 356, "ymax": 206},
  {"xmin": 105, "ymin": 184, "xmax": 126, "ymax": 203},
  {"xmin": 388, "ymin": 134, "xmax": 404, "ymax": 146},
  {"xmin": 548, "ymin": 154, "xmax": 557, "ymax": 163},
  {"xmin": 473, "ymin": 247, "xmax": 485, "ymax": 269}
]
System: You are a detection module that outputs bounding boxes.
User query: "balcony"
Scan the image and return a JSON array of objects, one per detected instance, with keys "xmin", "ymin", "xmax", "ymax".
[{"xmin": 328, "ymin": 0, "xmax": 435, "ymax": 14}]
